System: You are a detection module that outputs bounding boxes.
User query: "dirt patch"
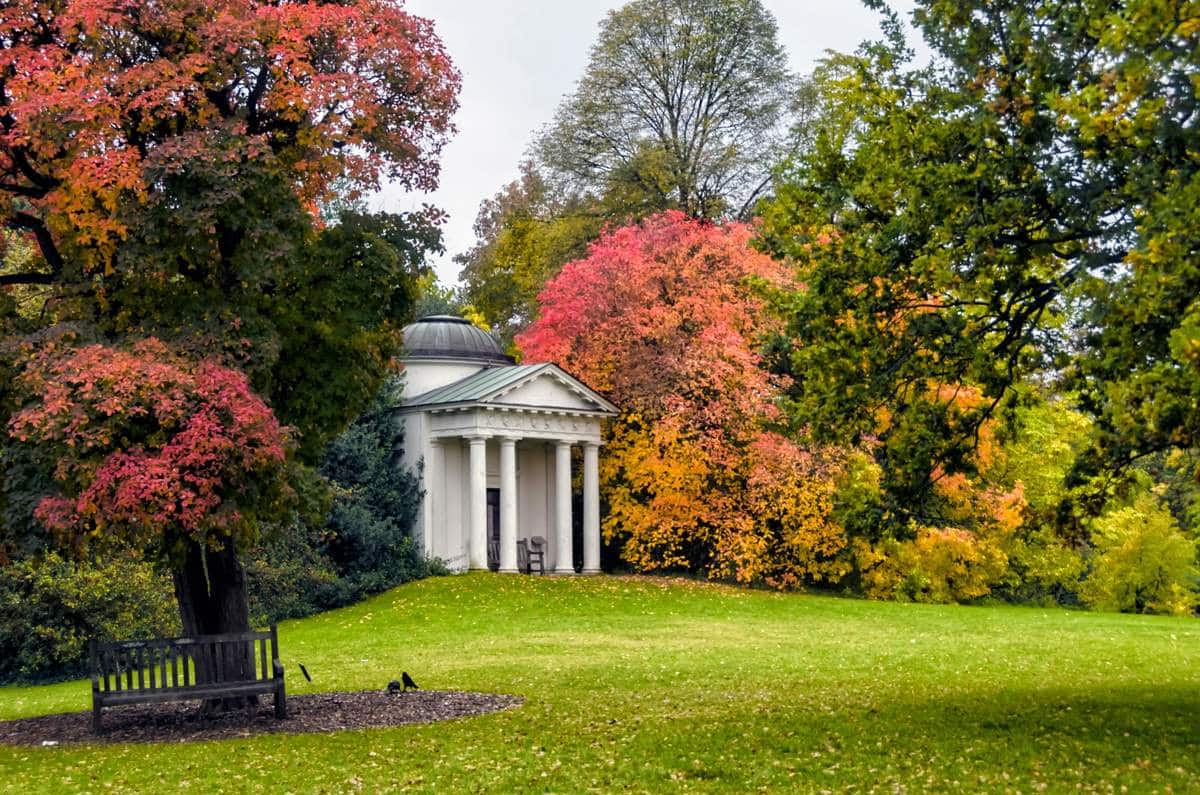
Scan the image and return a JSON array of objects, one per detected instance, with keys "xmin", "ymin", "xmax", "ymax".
[{"xmin": 0, "ymin": 690, "xmax": 523, "ymax": 746}]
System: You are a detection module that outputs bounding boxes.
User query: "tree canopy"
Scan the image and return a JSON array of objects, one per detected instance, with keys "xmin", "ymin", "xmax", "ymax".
[
  {"xmin": 519, "ymin": 212, "xmax": 851, "ymax": 585},
  {"xmin": 535, "ymin": 0, "xmax": 796, "ymax": 220},
  {"xmin": 758, "ymin": 0, "xmax": 1200, "ymax": 532},
  {"xmin": 0, "ymin": 0, "xmax": 459, "ymax": 283},
  {"xmin": 0, "ymin": 0, "xmax": 460, "ymax": 653}
]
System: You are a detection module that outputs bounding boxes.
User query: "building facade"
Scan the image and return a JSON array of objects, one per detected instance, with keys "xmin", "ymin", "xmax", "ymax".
[{"xmin": 395, "ymin": 316, "xmax": 618, "ymax": 573}]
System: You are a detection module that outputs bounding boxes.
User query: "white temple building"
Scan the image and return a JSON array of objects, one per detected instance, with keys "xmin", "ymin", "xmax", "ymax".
[{"xmin": 395, "ymin": 316, "xmax": 619, "ymax": 573}]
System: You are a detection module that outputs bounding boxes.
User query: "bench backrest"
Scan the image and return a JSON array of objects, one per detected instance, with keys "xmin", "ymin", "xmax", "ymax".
[{"xmin": 90, "ymin": 626, "xmax": 280, "ymax": 694}]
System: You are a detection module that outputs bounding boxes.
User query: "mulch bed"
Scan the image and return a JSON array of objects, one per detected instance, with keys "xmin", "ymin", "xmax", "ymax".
[{"xmin": 0, "ymin": 690, "xmax": 524, "ymax": 746}]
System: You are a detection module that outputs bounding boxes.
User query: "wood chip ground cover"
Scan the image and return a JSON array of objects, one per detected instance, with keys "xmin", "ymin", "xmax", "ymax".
[{"xmin": 0, "ymin": 691, "xmax": 523, "ymax": 747}]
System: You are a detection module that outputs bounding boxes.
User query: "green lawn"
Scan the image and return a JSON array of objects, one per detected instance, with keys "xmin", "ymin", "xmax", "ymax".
[{"xmin": 1, "ymin": 574, "xmax": 1197, "ymax": 793}]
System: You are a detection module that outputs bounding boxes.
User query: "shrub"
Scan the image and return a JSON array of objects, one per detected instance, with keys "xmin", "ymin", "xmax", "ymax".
[
  {"xmin": 1001, "ymin": 526, "xmax": 1086, "ymax": 606},
  {"xmin": 246, "ymin": 377, "xmax": 431, "ymax": 624},
  {"xmin": 862, "ymin": 525, "xmax": 1011, "ymax": 603},
  {"xmin": 318, "ymin": 379, "xmax": 426, "ymax": 590},
  {"xmin": 0, "ymin": 553, "xmax": 178, "ymax": 683},
  {"xmin": 1081, "ymin": 496, "xmax": 1199, "ymax": 615}
]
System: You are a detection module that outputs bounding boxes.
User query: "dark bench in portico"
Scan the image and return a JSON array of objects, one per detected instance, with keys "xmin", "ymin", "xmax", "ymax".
[{"xmin": 89, "ymin": 626, "xmax": 286, "ymax": 733}]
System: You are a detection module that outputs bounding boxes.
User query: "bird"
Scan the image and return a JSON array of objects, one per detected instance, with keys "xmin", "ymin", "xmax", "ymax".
[
  {"xmin": 299, "ymin": 663, "xmax": 312, "ymax": 682},
  {"xmin": 387, "ymin": 679, "xmax": 402, "ymax": 695},
  {"xmin": 401, "ymin": 671, "xmax": 418, "ymax": 691}
]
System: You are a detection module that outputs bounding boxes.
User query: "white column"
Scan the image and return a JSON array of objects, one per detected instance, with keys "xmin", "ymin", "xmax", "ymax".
[
  {"xmin": 426, "ymin": 438, "xmax": 444, "ymax": 559},
  {"xmin": 583, "ymin": 442, "xmax": 601, "ymax": 574},
  {"xmin": 499, "ymin": 437, "xmax": 519, "ymax": 573},
  {"xmin": 554, "ymin": 441, "xmax": 574, "ymax": 574},
  {"xmin": 468, "ymin": 436, "xmax": 488, "ymax": 571}
]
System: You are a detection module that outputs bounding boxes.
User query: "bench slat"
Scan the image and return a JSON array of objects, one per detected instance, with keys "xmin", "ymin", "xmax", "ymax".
[
  {"xmin": 97, "ymin": 680, "xmax": 277, "ymax": 707},
  {"xmin": 95, "ymin": 631, "xmax": 272, "ymax": 651}
]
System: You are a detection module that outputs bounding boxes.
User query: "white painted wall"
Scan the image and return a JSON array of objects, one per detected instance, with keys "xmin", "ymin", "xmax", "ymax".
[
  {"xmin": 438, "ymin": 441, "xmax": 469, "ymax": 570},
  {"xmin": 403, "ymin": 360, "xmax": 490, "ymax": 398},
  {"xmin": 517, "ymin": 443, "xmax": 552, "ymax": 568}
]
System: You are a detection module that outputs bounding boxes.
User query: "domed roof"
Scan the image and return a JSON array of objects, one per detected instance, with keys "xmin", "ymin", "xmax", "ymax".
[{"xmin": 402, "ymin": 315, "xmax": 512, "ymax": 365}]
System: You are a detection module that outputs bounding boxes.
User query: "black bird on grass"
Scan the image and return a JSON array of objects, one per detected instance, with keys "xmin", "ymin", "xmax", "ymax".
[
  {"xmin": 298, "ymin": 663, "xmax": 312, "ymax": 682},
  {"xmin": 401, "ymin": 671, "xmax": 418, "ymax": 691},
  {"xmin": 387, "ymin": 679, "xmax": 402, "ymax": 694}
]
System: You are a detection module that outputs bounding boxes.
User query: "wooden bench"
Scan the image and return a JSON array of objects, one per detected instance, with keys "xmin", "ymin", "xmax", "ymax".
[{"xmin": 89, "ymin": 626, "xmax": 286, "ymax": 733}]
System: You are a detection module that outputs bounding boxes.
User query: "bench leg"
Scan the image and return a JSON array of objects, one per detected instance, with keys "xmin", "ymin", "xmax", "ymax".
[
  {"xmin": 274, "ymin": 683, "xmax": 287, "ymax": 720},
  {"xmin": 92, "ymin": 701, "xmax": 103, "ymax": 734}
]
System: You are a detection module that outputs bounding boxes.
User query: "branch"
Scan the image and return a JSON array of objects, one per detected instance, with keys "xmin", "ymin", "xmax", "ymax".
[
  {"xmin": 9, "ymin": 211, "xmax": 64, "ymax": 278},
  {"xmin": 0, "ymin": 270, "xmax": 55, "ymax": 286}
]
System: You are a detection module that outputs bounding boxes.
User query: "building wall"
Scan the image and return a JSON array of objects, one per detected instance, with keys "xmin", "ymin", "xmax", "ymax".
[
  {"xmin": 405, "ymin": 430, "xmax": 573, "ymax": 573},
  {"xmin": 438, "ymin": 441, "xmax": 469, "ymax": 570},
  {"xmin": 517, "ymin": 442, "xmax": 555, "ymax": 570},
  {"xmin": 401, "ymin": 400, "xmax": 607, "ymax": 574},
  {"xmin": 404, "ymin": 360, "xmax": 490, "ymax": 398}
]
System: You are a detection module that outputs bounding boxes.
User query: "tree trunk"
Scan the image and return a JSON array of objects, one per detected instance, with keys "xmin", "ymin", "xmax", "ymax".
[{"xmin": 172, "ymin": 538, "xmax": 258, "ymax": 714}]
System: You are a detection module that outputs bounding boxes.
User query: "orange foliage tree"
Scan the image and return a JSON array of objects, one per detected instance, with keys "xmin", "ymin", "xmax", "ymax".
[
  {"xmin": 518, "ymin": 211, "xmax": 849, "ymax": 586},
  {"xmin": 850, "ymin": 385, "xmax": 1028, "ymax": 602}
]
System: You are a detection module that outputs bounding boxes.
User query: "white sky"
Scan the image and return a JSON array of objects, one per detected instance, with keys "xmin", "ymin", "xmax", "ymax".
[{"xmin": 376, "ymin": 0, "xmax": 920, "ymax": 285}]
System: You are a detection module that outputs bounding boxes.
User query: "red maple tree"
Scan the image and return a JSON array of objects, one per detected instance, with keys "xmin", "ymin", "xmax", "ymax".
[
  {"xmin": 8, "ymin": 333, "xmax": 292, "ymax": 637},
  {"xmin": 0, "ymin": 0, "xmax": 460, "ymax": 281},
  {"xmin": 519, "ymin": 212, "xmax": 850, "ymax": 585}
]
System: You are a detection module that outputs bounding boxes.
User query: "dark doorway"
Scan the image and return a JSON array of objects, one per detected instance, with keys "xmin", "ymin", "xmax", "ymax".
[{"xmin": 486, "ymin": 488, "xmax": 500, "ymax": 571}]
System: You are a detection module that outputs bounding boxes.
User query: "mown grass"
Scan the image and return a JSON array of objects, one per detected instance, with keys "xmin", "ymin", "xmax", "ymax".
[{"xmin": 1, "ymin": 573, "xmax": 1197, "ymax": 793}]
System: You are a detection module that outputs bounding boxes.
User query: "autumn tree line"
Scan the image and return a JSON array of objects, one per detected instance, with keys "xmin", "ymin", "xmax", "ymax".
[
  {"xmin": 0, "ymin": 0, "xmax": 1197, "ymax": 679},
  {"xmin": 455, "ymin": 0, "xmax": 1200, "ymax": 614}
]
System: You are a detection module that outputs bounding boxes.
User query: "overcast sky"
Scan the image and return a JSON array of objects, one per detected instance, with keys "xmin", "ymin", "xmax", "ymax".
[{"xmin": 378, "ymin": 0, "xmax": 919, "ymax": 285}]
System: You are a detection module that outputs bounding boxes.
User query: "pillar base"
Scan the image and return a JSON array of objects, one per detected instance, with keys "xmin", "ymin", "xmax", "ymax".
[
  {"xmin": 581, "ymin": 568, "xmax": 601, "ymax": 575},
  {"xmin": 498, "ymin": 567, "xmax": 519, "ymax": 574}
]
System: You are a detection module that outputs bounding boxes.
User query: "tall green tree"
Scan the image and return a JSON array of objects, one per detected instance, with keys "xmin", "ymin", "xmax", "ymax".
[
  {"xmin": 536, "ymin": 0, "xmax": 797, "ymax": 220},
  {"xmin": 759, "ymin": 0, "xmax": 1200, "ymax": 533}
]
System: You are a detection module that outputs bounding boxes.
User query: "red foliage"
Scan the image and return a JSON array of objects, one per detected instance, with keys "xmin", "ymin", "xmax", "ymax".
[
  {"xmin": 8, "ymin": 335, "xmax": 289, "ymax": 556},
  {"xmin": 519, "ymin": 210, "xmax": 789, "ymax": 426},
  {"xmin": 518, "ymin": 212, "xmax": 847, "ymax": 584},
  {"xmin": 0, "ymin": 0, "xmax": 460, "ymax": 273}
]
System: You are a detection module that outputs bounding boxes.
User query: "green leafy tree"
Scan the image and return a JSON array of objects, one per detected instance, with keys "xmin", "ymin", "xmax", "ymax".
[
  {"xmin": 536, "ymin": 0, "xmax": 796, "ymax": 220},
  {"xmin": 0, "ymin": 0, "xmax": 459, "ymax": 667},
  {"xmin": 759, "ymin": 1, "xmax": 1200, "ymax": 533},
  {"xmin": 456, "ymin": 163, "xmax": 608, "ymax": 343},
  {"xmin": 1082, "ymin": 495, "xmax": 1198, "ymax": 615}
]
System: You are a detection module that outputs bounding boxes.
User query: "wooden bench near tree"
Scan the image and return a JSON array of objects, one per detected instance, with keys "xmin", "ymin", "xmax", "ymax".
[{"xmin": 89, "ymin": 626, "xmax": 286, "ymax": 733}]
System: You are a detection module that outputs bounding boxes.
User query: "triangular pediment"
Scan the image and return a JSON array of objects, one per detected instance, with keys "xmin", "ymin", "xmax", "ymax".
[
  {"xmin": 489, "ymin": 369, "xmax": 609, "ymax": 413},
  {"xmin": 402, "ymin": 363, "xmax": 618, "ymax": 415}
]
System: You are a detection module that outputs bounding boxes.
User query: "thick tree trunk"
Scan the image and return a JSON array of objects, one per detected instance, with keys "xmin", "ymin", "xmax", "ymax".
[{"xmin": 172, "ymin": 539, "xmax": 258, "ymax": 714}]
